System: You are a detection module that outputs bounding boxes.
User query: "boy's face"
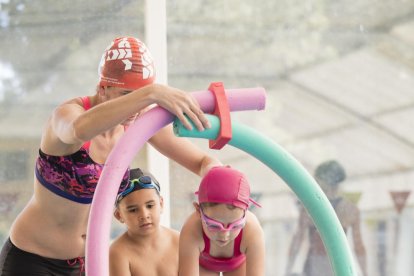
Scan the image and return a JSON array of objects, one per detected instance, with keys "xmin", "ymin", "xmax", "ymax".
[
  {"xmin": 115, "ymin": 189, "xmax": 163, "ymax": 236},
  {"xmin": 200, "ymin": 204, "xmax": 245, "ymax": 248}
]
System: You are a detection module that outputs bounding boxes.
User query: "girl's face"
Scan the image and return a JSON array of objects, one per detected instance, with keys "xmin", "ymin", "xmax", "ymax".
[
  {"xmin": 115, "ymin": 189, "xmax": 163, "ymax": 236},
  {"xmin": 200, "ymin": 204, "xmax": 246, "ymax": 247}
]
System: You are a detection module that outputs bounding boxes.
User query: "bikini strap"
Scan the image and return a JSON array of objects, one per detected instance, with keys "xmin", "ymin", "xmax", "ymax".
[
  {"xmin": 233, "ymin": 229, "xmax": 243, "ymax": 255},
  {"xmin": 80, "ymin": 96, "xmax": 91, "ymax": 110},
  {"xmin": 202, "ymin": 230, "xmax": 211, "ymax": 254}
]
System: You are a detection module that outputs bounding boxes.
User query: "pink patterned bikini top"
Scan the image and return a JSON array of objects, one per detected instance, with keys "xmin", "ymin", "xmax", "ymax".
[
  {"xmin": 199, "ymin": 230, "xmax": 246, "ymax": 272},
  {"xmin": 35, "ymin": 97, "xmax": 129, "ymax": 204}
]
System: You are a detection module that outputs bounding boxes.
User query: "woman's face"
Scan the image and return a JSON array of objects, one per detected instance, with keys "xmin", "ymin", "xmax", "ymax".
[
  {"xmin": 102, "ymin": 86, "xmax": 132, "ymax": 99},
  {"xmin": 102, "ymin": 86, "xmax": 141, "ymax": 126}
]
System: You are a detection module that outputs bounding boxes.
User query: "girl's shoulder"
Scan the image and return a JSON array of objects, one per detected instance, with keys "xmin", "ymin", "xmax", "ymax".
[
  {"xmin": 180, "ymin": 211, "xmax": 205, "ymax": 251},
  {"xmin": 243, "ymin": 211, "xmax": 260, "ymax": 234},
  {"xmin": 183, "ymin": 211, "xmax": 202, "ymax": 228},
  {"xmin": 246, "ymin": 210, "xmax": 261, "ymax": 226},
  {"xmin": 241, "ymin": 210, "xmax": 265, "ymax": 248}
]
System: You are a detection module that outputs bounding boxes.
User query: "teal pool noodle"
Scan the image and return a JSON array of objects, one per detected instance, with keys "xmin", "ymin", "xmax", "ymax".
[{"xmin": 173, "ymin": 115, "xmax": 357, "ymax": 276}]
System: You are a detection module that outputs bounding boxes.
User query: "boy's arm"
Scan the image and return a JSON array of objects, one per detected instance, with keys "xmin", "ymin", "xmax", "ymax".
[
  {"xmin": 179, "ymin": 213, "xmax": 202, "ymax": 276},
  {"xmin": 244, "ymin": 212, "xmax": 266, "ymax": 276},
  {"xmin": 109, "ymin": 242, "xmax": 132, "ymax": 276}
]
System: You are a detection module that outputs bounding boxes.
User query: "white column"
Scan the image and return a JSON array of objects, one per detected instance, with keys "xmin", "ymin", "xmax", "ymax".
[{"xmin": 145, "ymin": 0, "xmax": 170, "ymax": 227}]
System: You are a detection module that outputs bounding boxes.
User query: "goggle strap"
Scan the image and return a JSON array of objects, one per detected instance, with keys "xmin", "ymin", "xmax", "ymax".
[{"xmin": 249, "ymin": 198, "xmax": 262, "ymax": 208}]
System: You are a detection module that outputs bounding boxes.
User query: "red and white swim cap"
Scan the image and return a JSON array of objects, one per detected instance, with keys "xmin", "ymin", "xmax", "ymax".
[{"xmin": 98, "ymin": 37, "xmax": 155, "ymax": 90}]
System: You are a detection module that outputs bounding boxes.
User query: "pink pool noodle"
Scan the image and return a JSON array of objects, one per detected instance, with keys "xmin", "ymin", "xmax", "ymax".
[{"xmin": 86, "ymin": 87, "xmax": 266, "ymax": 275}]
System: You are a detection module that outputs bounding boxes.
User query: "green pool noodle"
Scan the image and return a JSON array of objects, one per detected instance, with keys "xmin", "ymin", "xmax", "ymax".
[{"xmin": 173, "ymin": 115, "xmax": 357, "ymax": 276}]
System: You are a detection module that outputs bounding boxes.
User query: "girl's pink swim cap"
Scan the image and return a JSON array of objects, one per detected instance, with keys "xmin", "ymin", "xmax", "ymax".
[
  {"xmin": 196, "ymin": 166, "xmax": 261, "ymax": 210},
  {"xmin": 98, "ymin": 37, "xmax": 155, "ymax": 90}
]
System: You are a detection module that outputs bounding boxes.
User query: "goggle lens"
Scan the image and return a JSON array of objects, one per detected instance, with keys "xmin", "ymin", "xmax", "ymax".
[{"xmin": 200, "ymin": 208, "xmax": 246, "ymax": 232}]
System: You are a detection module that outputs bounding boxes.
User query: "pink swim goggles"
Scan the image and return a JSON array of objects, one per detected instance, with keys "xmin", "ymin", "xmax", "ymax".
[{"xmin": 200, "ymin": 208, "xmax": 246, "ymax": 232}]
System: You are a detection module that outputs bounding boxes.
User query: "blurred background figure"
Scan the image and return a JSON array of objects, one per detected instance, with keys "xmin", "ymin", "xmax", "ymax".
[{"xmin": 285, "ymin": 160, "xmax": 367, "ymax": 276}]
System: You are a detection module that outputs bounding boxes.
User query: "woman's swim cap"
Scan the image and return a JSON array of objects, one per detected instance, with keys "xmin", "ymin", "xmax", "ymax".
[
  {"xmin": 98, "ymin": 37, "xmax": 155, "ymax": 89},
  {"xmin": 196, "ymin": 166, "xmax": 261, "ymax": 210}
]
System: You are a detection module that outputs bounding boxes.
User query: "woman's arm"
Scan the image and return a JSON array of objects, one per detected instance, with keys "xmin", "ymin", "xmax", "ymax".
[
  {"xmin": 44, "ymin": 84, "xmax": 211, "ymax": 155},
  {"xmin": 179, "ymin": 213, "xmax": 202, "ymax": 276},
  {"xmin": 244, "ymin": 212, "xmax": 266, "ymax": 276},
  {"xmin": 150, "ymin": 125, "xmax": 221, "ymax": 176},
  {"xmin": 79, "ymin": 84, "xmax": 210, "ymax": 138},
  {"xmin": 83, "ymin": 84, "xmax": 212, "ymax": 137}
]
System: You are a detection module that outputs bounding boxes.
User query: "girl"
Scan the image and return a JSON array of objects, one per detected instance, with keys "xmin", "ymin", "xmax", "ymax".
[{"xmin": 179, "ymin": 166, "xmax": 265, "ymax": 276}]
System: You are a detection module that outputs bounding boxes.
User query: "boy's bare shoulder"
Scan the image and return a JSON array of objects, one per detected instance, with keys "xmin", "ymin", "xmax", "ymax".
[
  {"xmin": 161, "ymin": 226, "xmax": 180, "ymax": 243},
  {"xmin": 163, "ymin": 225, "xmax": 179, "ymax": 234},
  {"xmin": 109, "ymin": 232, "xmax": 129, "ymax": 254},
  {"xmin": 109, "ymin": 233, "xmax": 134, "ymax": 270}
]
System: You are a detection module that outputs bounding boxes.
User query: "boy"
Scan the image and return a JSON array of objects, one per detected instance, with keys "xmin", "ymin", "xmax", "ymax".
[{"xmin": 110, "ymin": 168, "xmax": 179, "ymax": 276}]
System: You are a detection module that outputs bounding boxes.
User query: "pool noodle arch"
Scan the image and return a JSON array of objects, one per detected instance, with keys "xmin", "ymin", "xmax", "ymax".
[
  {"xmin": 174, "ymin": 115, "xmax": 357, "ymax": 276},
  {"xmin": 85, "ymin": 87, "xmax": 356, "ymax": 276},
  {"xmin": 86, "ymin": 88, "xmax": 266, "ymax": 276}
]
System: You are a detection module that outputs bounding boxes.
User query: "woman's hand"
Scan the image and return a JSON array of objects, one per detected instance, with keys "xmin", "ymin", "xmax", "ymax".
[{"xmin": 145, "ymin": 84, "xmax": 211, "ymax": 131}]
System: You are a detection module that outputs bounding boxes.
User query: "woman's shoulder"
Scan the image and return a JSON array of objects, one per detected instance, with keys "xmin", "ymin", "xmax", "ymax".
[
  {"xmin": 48, "ymin": 97, "xmax": 88, "ymax": 127},
  {"xmin": 51, "ymin": 97, "xmax": 91, "ymax": 115}
]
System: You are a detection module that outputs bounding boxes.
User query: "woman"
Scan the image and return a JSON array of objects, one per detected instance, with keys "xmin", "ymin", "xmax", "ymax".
[{"xmin": 0, "ymin": 36, "xmax": 220, "ymax": 275}]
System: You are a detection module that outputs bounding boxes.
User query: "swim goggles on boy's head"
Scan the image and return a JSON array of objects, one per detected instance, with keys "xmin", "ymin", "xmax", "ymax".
[
  {"xmin": 116, "ymin": 175, "xmax": 160, "ymax": 205},
  {"xmin": 199, "ymin": 207, "xmax": 246, "ymax": 232}
]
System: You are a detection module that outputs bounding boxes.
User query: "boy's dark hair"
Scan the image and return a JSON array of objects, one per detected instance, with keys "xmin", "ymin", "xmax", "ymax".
[{"xmin": 115, "ymin": 168, "xmax": 160, "ymax": 206}]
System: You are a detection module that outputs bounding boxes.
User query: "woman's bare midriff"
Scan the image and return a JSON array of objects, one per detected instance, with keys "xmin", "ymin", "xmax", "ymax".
[{"xmin": 9, "ymin": 180, "xmax": 91, "ymax": 259}]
